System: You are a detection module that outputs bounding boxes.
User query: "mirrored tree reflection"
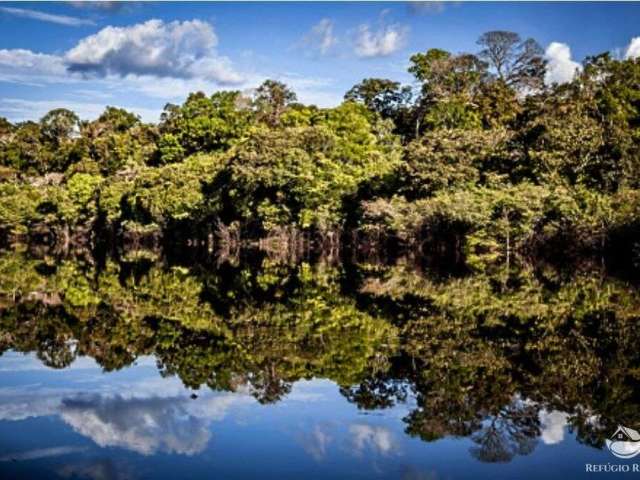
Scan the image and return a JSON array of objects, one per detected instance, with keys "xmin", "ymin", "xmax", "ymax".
[
  {"xmin": 469, "ymin": 401, "xmax": 540, "ymax": 463},
  {"xmin": 0, "ymin": 247, "xmax": 639, "ymax": 461}
]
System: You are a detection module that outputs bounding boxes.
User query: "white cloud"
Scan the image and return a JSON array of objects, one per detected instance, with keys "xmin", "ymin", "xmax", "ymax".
[
  {"xmin": 277, "ymin": 74, "xmax": 339, "ymax": 107},
  {"xmin": 301, "ymin": 18, "xmax": 338, "ymax": 56},
  {"xmin": 0, "ymin": 19, "xmax": 347, "ymax": 122},
  {"xmin": 625, "ymin": 37, "xmax": 640, "ymax": 59},
  {"xmin": 544, "ymin": 42, "xmax": 581, "ymax": 85},
  {"xmin": 65, "ymin": 19, "xmax": 243, "ymax": 84},
  {"xmin": 62, "ymin": 393, "xmax": 252, "ymax": 455},
  {"xmin": 0, "ymin": 6, "xmax": 95, "ymax": 26},
  {"xmin": 0, "ymin": 20, "xmax": 245, "ymax": 87},
  {"xmin": 0, "ymin": 49, "xmax": 67, "ymax": 85},
  {"xmin": 354, "ymin": 22, "xmax": 408, "ymax": 58}
]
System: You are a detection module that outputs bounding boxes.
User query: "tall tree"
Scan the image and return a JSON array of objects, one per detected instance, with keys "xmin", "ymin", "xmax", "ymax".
[
  {"xmin": 40, "ymin": 109, "xmax": 80, "ymax": 146},
  {"xmin": 253, "ymin": 80, "xmax": 297, "ymax": 127},
  {"xmin": 476, "ymin": 31, "xmax": 546, "ymax": 92}
]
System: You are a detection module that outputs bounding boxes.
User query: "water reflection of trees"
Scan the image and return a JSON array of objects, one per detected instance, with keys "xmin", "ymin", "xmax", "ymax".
[{"xmin": 0, "ymin": 249, "xmax": 639, "ymax": 461}]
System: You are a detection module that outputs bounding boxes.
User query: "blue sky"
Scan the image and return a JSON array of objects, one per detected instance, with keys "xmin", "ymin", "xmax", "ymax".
[{"xmin": 1, "ymin": 1, "xmax": 639, "ymax": 123}]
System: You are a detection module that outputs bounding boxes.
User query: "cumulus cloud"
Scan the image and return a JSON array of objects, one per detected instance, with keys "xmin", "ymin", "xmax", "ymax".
[
  {"xmin": 0, "ymin": 19, "xmax": 243, "ymax": 86},
  {"xmin": 354, "ymin": 22, "xmax": 408, "ymax": 58},
  {"xmin": 544, "ymin": 42, "xmax": 581, "ymax": 85},
  {"xmin": 0, "ymin": 6, "xmax": 95, "ymax": 26},
  {"xmin": 301, "ymin": 18, "xmax": 338, "ymax": 56},
  {"xmin": 0, "ymin": 354, "xmax": 257, "ymax": 456},
  {"xmin": 0, "ymin": 49, "xmax": 67, "ymax": 84},
  {"xmin": 64, "ymin": 19, "xmax": 242, "ymax": 84},
  {"xmin": 0, "ymin": 19, "xmax": 344, "ymax": 121},
  {"xmin": 625, "ymin": 37, "xmax": 640, "ymax": 59}
]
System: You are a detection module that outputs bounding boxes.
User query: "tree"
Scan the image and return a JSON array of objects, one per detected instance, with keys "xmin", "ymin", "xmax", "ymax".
[
  {"xmin": 158, "ymin": 90, "xmax": 251, "ymax": 163},
  {"xmin": 477, "ymin": 79, "xmax": 521, "ymax": 128},
  {"xmin": 1, "ymin": 121, "xmax": 47, "ymax": 173},
  {"xmin": 401, "ymin": 128, "xmax": 512, "ymax": 198},
  {"xmin": 476, "ymin": 31, "xmax": 546, "ymax": 92},
  {"xmin": 409, "ymin": 49, "xmax": 487, "ymax": 101},
  {"xmin": 95, "ymin": 106, "xmax": 140, "ymax": 132},
  {"xmin": 82, "ymin": 107, "xmax": 157, "ymax": 174},
  {"xmin": 408, "ymin": 49, "xmax": 488, "ymax": 133},
  {"xmin": 40, "ymin": 109, "xmax": 80, "ymax": 146},
  {"xmin": 0, "ymin": 117, "xmax": 13, "ymax": 138},
  {"xmin": 344, "ymin": 78, "xmax": 412, "ymax": 119},
  {"xmin": 253, "ymin": 80, "xmax": 297, "ymax": 127}
]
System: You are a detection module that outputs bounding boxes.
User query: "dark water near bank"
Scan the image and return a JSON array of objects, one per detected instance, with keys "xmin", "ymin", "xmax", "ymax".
[{"xmin": 0, "ymin": 247, "xmax": 639, "ymax": 479}]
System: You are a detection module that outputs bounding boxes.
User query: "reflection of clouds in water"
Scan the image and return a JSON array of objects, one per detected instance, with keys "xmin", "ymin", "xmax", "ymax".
[
  {"xmin": 0, "ymin": 446, "xmax": 87, "ymax": 462},
  {"xmin": 0, "ymin": 379, "xmax": 254, "ymax": 455},
  {"xmin": 0, "ymin": 375, "xmax": 189, "ymax": 422},
  {"xmin": 0, "ymin": 360, "xmax": 335, "ymax": 458},
  {"xmin": 349, "ymin": 423, "xmax": 399, "ymax": 456},
  {"xmin": 61, "ymin": 393, "xmax": 252, "ymax": 455},
  {"xmin": 0, "ymin": 390, "xmax": 61, "ymax": 421},
  {"xmin": 298, "ymin": 422, "xmax": 400, "ymax": 463},
  {"xmin": 58, "ymin": 458, "xmax": 134, "ymax": 480},
  {"xmin": 538, "ymin": 410, "xmax": 569, "ymax": 445},
  {"xmin": 60, "ymin": 394, "xmax": 212, "ymax": 455},
  {"xmin": 299, "ymin": 424, "xmax": 333, "ymax": 461}
]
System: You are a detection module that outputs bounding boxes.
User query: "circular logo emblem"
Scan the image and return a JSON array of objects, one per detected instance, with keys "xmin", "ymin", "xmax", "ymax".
[{"xmin": 606, "ymin": 426, "xmax": 640, "ymax": 459}]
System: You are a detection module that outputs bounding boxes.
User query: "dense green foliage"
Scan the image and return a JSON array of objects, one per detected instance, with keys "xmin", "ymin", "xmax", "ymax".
[{"xmin": 0, "ymin": 30, "xmax": 638, "ymax": 264}]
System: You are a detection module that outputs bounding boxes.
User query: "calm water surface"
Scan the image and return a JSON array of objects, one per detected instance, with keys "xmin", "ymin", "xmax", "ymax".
[{"xmin": 0, "ymin": 248, "xmax": 638, "ymax": 479}]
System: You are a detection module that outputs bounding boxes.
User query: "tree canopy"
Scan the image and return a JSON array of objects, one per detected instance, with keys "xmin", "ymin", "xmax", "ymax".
[{"xmin": 0, "ymin": 30, "xmax": 638, "ymax": 267}]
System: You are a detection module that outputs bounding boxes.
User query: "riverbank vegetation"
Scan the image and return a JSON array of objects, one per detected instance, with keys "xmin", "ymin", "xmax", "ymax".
[{"xmin": 1, "ymin": 31, "xmax": 639, "ymax": 265}]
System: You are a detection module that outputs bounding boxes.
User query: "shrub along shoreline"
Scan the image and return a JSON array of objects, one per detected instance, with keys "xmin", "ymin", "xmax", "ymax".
[{"xmin": 0, "ymin": 31, "xmax": 639, "ymax": 267}]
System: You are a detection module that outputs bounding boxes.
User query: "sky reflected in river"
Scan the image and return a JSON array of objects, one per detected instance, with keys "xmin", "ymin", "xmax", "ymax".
[
  {"xmin": 0, "ymin": 248, "xmax": 638, "ymax": 479},
  {"xmin": 0, "ymin": 350, "xmax": 625, "ymax": 480}
]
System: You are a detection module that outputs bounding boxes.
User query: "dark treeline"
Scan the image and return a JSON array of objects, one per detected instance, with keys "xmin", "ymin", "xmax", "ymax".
[{"xmin": 1, "ymin": 30, "xmax": 639, "ymax": 266}]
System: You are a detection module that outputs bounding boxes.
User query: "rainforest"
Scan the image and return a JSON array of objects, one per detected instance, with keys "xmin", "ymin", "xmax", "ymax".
[{"xmin": 0, "ymin": 31, "xmax": 639, "ymax": 267}]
